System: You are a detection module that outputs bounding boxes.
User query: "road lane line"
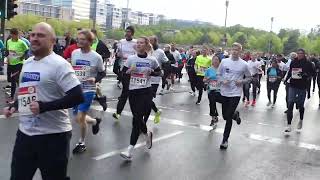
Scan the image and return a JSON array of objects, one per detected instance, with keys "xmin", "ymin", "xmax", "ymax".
[
  {"xmin": 92, "ymin": 131, "xmax": 184, "ymax": 161},
  {"xmin": 91, "ymin": 106, "xmax": 320, "ymax": 152}
]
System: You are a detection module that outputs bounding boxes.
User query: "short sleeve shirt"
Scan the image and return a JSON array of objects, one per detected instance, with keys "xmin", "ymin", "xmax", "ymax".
[
  {"xmin": 125, "ymin": 55, "xmax": 159, "ymax": 90},
  {"xmin": 18, "ymin": 53, "xmax": 81, "ymax": 136}
]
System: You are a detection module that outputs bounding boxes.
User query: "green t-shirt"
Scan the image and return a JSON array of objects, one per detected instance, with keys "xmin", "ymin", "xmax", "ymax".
[
  {"xmin": 195, "ymin": 55, "xmax": 211, "ymax": 76},
  {"xmin": 91, "ymin": 38, "xmax": 98, "ymax": 51},
  {"xmin": 6, "ymin": 39, "xmax": 29, "ymax": 65}
]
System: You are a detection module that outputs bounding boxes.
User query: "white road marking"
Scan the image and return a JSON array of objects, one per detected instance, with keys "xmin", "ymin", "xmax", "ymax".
[
  {"xmin": 91, "ymin": 106, "xmax": 320, "ymax": 152},
  {"xmin": 92, "ymin": 131, "xmax": 184, "ymax": 160}
]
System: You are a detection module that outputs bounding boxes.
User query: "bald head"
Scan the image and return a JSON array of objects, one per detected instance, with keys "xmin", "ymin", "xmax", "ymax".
[
  {"xmin": 33, "ymin": 22, "xmax": 56, "ymax": 40},
  {"xmin": 30, "ymin": 22, "xmax": 57, "ymax": 59}
]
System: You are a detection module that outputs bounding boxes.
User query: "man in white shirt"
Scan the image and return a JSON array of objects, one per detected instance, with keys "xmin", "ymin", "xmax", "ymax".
[
  {"xmin": 247, "ymin": 55, "xmax": 262, "ymax": 106},
  {"xmin": 113, "ymin": 26, "xmax": 137, "ymax": 120},
  {"xmin": 218, "ymin": 42, "xmax": 251, "ymax": 149},
  {"xmin": 3, "ymin": 22, "xmax": 83, "ymax": 180}
]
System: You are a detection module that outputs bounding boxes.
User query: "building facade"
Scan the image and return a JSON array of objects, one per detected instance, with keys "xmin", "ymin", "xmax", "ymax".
[
  {"xmin": 40, "ymin": 0, "xmax": 90, "ymax": 21},
  {"xmin": 106, "ymin": 4, "xmax": 122, "ymax": 29},
  {"xmin": 90, "ymin": 0, "xmax": 108, "ymax": 30},
  {"xmin": 17, "ymin": 1, "xmax": 74, "ymax": 20}
]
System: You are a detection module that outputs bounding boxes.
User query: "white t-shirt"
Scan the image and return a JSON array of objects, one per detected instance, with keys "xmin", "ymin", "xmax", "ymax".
[
  {"xmin": 18, "ymin": 53, "xmax": 80, "ymax": 136},
  {"xmin": 248, "ymin": 60, "xmax": 261, "ymax": 75},
  {"xmin": 71, "ymin": 49, "xmax": 105, "ymax": 92},
  {"xmin": 117, "ymin": 39, "xmax": 137, "ymax": 67},
  {"xmin": 218, "ymin": 57, "xmax": 251, "ymax": 97},
  {"xmin": 284, "ymin": 59, "xmax": 292, "ymax": 72},
  {"xmin": 171, "ymin": 50, "xmax": 181, "ymax": 67},
  {"xmin": 278, "ymin": 61, "xmax": 286, "ymax": 71},
  {"xmin": 125, "ymin": 55, "xmax": 159, "ymax": 90},
  {"xmin": 151, "ymin": 48, "xmax": 168, "ymax": 84}
]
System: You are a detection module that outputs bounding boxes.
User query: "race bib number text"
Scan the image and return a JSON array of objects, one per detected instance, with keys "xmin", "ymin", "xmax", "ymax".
[{"xmin": 18, "ymin": 86, "xmax": 38, "ymax": 116}]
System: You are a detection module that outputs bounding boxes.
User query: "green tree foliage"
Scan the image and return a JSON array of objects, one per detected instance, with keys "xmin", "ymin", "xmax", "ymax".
[{"xmin": 6, "ymin": 14, "xmax": 103, "ymax": 38}]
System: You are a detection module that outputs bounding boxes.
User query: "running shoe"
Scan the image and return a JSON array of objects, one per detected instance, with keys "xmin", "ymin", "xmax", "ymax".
[
  {"xmin": 220, "ymin": 140, "xmax": 228, "ymax": 150},
  {"xmin": 117, "ymin": 82, "xmax": 122, "ymax": 89},
  {"xmin": 154, "ymin": 110, "xmax": 161, "ymax": 124},
  {"xmin": 92, "ymin": 118, "xmax": 101, "ymax": 135},
  {"xmin": 284, "ymin": 125, "xmax": 292, "ymax": 133},
  {"xmin": 251, "ymin": 100, "xmax": 256, "ymax": 106},
  {"xmin": 159, "ymin": 89, "xmax": 164, "ymax": 95},
  {"xmin": 297, "ymin": 120, "xmax": 303, "ymax": 130},
  {"xmin": 112, "ymin": 113, "xmax": 120, "ymax": 120},
  {"xmin": 271, "ymin": 104, "xmax": 275, "ymax": 108},
  {"xmin": 189, "ymin": 91, "xmax": 195, "ymax": 96},
  {"xmin": 245, "ymin": 101, "xmax": 250, "ymax": 107},
  {"xmin": 120, "ymin": 146, "xmax": 133, "ymax": 161},
  {"xmin": 284, "ymin": 110, "xmax": 288, "ymax": 114},
  {"xmin": 97, "ymin": 96, "xmax": 107, "ymax": 111},
  {"xmin": 196, "ymin": 101, "xmax": 201, "ymax": 105},
  {"xmin": 267, "ymin": 101, "xmax": 272, "ymax": 106},
  {"xmin": 210, "ymin": 116, "xmax": 218, "ymax": 126},
  {"xmin": 146, "ymin": 131, "xmax": 153, "ymax": 149},
  {"xmin": 72, "ymin": 143, "xmax": 87, "ymax": 154},
  {"xmin": 167, "ymin": 83, "xmax": 171, "ymax": 91}
]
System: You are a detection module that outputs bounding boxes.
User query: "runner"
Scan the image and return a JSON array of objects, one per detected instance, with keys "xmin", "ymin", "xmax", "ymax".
[
  {"xmin": 315, "ymin": 57, "xmax": 320, "ymax": 106},
  {"xmin": 170, "ymin": 43, "xmax": 182, "ymax": 88},
  {"xmin": 284, "ymin": 52, "xmax": 297, "ymax": 113},
  {"xmin": 71, "ymin": 30, "xmax": 105, "ymax": 154},
  {"xmin": 160, "ymin": 44, "xmax": 176, "ymax": 94},
  {"xmin": 186, "ymin": 49, "xmax": 200, "ymax": 96},
  {"xmin": 5, "ymin": 28, "xmax": 29, "ymax": 102},
  {"xmin": 247, "ymin": 54, "xmax": 262, "ymax": 106},
  {"xmin": 120, "ymin": 36, "xmax": 161, "ymax": 161},
  {"xmin": 195, "ymin": 47, "xmax": 213, "ymax": 105},
  {"xmin": 218, "ymin": 42, "xmax": 251, "ymax": 149},
  {"xmin": 3, "ymin": 22, "xmax": 83, "ymax": 180},
  {"xmin": 146, "ymin": 36, "xmax": 167, "ymax": 124},
  {"xmin": 112, "ymin": 26, "xmax": 137, "ymax": 120},
  {"xmin": 284, "ymin": 49, "xmax": 314, "ymax": 133},
  {"xmin": 91, "ymin": 29, "xmax": 109, "ymax": 111},
  {"xmin": 309, "ymin": 54, "xmax": 319, "ymax": 93},
  {"xmin": 204, "ymin": 55, "xmax": 242, "ymax": 129},
  {"xmin": 266, "ymin": 60, "xmax": 283, "ymax": 107}
]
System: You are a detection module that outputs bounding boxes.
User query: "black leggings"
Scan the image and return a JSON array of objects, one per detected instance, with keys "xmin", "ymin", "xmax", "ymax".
[
  {"xmin": 187, "ymin": 70, "xmax": 196, "ymax": 92},
  {"xmin": 195, "ymin": 75, "xmax": 204, "ymax": 102},
  {"xmin": 116, "ymin": 75, "xmax": 130, "ymax": 114},
  {"xmin": 267, "ymin": 83, "xmax": 280, "ymax": 104},
  {"xmin": 221, "ymin": 96, "xmax": 240, "ymax": 142},
  {"xmin": 208, "ymin": 91, "xmax": 224, "ymax": 117},
  {"xmin": 128, "ymin": 88, "xmax": 153, "ymax": 146}
]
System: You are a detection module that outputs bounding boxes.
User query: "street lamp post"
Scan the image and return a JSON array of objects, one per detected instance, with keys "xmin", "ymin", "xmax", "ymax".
[
  {"xmin": 268, "ymin": 17, "xmax": 274, "ymax": 55},
  {"xmin": 223, "ymin": 0, "xmax": 229, "ymax": 47}
]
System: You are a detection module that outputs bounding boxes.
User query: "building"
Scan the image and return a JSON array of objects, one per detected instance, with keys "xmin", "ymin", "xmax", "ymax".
[
  {"xmin": 121, "ymin": 8, "xmax": 138, "ymax": 26},
  {"xmin": 90, "ymin": 0, "xmax": 108, "ymax": 30},
  {"xmin": 137, "ymin": 12, "xmax": 149, "ymax": 26},
  {"xmin": 106, "ymin": 4, "xmax": 122, "ymax": 29},
  {"xmin": 40, "ymin": 0, "xmax": 90, "ymax": 21},
  {"xmin": 17, "ymin": 1, "xmax": 74, "ymax": 20},
  {"xmin": 148, "ymin": 13, "xmax": 161, "ymax": 25}
]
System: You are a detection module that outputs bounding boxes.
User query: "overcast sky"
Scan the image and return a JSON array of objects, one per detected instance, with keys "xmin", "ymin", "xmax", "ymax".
[{"xmin": 111, "ymin": 0, "xmax": 319, "ymax": 33}]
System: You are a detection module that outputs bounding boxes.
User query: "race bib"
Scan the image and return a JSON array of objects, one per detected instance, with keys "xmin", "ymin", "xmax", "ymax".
[
  {"xmin": 73, "ymin": 65, "xmax": 90, "ymax": 81},
  {"xmin": 209, "ymin": 80, "xmax": 219, "ymax": 90},
  {"xmin": 292, "ymin": 68, "xmax": 302, "ymax": 79},
  {"xmin": 18, "ymin": 86, "xmax": 38, "ymax": 116},
  {"xmin": 269, "ymin": 76, "xmax": 277, "ymax": 83},
  {"xmin": 130, "ymin": 73, "xmax": 147, "ymax": 86}
]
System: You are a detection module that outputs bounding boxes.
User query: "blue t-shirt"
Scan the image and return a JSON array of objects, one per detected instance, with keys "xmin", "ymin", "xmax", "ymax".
[
  {"xmin": 268, "ymin": 67, "xmax": 277, "ymax": 76},
  {"xmin": 205, "ymin": 67, "xmax": 220, "ymax": 92}
]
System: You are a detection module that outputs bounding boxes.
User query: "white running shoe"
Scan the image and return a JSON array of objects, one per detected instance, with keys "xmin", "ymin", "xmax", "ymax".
[
  {"xmin": 189, "ymin": 91, "xmax": 195, "ymax": 96},
  {"xmin": 159, "ymin": 89, "xmax": 164, "ymax": 95},
  {"xmin": 271, "ymin": 104, "xmax": 275, "ymax": 108},
  {"xmin": 145, "ymin": 131, "xmax": 153, "ymax": 149},
  {"xmin": 267, "ymin": 101, "xmax": 272, "ymax": 106},
  {"xmin": 284, "ymin": 125, "xmax": 292, "ymax": 133},
  {"xmin": 120, "ymin": 145, "xmax": 134, "ymax": 161}
]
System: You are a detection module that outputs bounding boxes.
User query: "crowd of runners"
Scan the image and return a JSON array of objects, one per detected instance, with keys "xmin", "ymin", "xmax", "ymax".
[{"xmin": 1, "ymin": 22, "xmax": 320, "ymax": 179}]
